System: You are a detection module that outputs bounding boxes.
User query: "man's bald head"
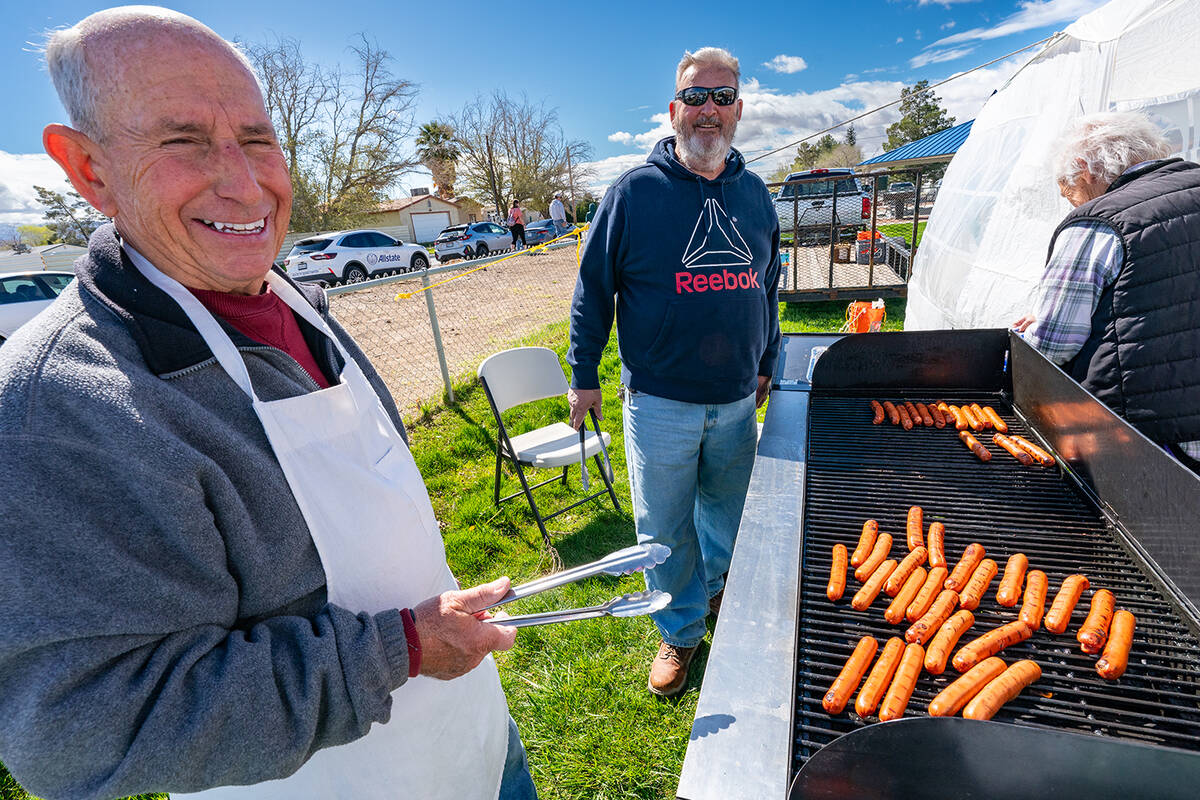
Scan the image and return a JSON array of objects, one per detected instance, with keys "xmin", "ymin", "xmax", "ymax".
[{"xmin": 45, "ymin": 5, "xmax": 259, "ymax": 142}]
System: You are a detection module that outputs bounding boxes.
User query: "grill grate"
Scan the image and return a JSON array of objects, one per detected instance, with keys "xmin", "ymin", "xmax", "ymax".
[{"xmin": 792, "ymin": 394, "xmax": 1200, "ymax": 779}]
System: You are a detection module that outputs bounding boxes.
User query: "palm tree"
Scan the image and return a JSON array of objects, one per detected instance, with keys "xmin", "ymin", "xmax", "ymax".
[{"xmin": 415, "ymin": 121, "xmax": 461, "ymax": 199}]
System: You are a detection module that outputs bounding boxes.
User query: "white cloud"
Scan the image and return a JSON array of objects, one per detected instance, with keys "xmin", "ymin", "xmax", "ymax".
[
  {"xmin": 915, "ymin": 29, "xmax": 924, "ymax": 40},
  {"xmin": 608, "ymin": 131, "xmax": 634, "ymax": 145},
  {"xmin": 910, "ymin": 46, "xmax": 976, "ymax": 68},
  {"xmin": 763, "ymin": 54, "xmax": 808, "ymax": 74},
  {"xmin": 919, "ymin": 0, "xmax": 979, "ymax": 5},
  {"xmin": 941, "ymin": 20, "xmax": 957, "ymax": 30},
  {"xmin": 896, "ymin": 36, "xmax": 904, "ymax": 44},
  {"xmin": 933, "ymin": 0, "xmax": 1108, "ymax": 47},
  {"xmin": 0, "ymin": 151, "xmax": 66, "ymax": 226}
]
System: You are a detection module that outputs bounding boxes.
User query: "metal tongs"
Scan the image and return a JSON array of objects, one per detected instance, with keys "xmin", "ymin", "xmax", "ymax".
[{"xmin": 485, "ymin": 542, "xmax": 671, "ymax": 627}]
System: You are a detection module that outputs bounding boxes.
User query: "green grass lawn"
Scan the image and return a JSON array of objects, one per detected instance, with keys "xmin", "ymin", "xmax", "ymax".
[{"xmin": 1, "ymin": 298, "xmax": 904, "ymax": 800}]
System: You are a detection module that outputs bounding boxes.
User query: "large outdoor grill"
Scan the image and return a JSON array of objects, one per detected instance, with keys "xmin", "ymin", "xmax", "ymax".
[{"xmin": 677, "ymin": 330, "xmax": 1200, "ymax": 799}]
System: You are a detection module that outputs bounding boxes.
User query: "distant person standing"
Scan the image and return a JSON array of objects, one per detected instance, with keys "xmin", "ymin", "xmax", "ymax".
[
  {"xmin": 549, "ymin": 192, "xmax": 568, "ymax": 228},
  {"xmin": 508, "ymin": 200, "xmax": 527, "ymax": 249}
]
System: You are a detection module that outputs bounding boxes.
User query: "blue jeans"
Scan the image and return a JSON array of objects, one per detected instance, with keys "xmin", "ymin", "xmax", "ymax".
[
  {"xmin": 498, "ymin": 715, "xmax": 537, "ymax": 800},
  {"xmin": 623, "ymin": 390, "xmax": 758, "ymax": 648}
]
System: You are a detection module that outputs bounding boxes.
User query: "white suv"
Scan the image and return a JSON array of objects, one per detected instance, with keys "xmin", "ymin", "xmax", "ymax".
[
  {"xmin": 774, "ymin": 168, "xmax": 870, "ymax": 243},
  {"xmin": 282, "ymin": 230, "xmax": 431, "ymax": 286}
]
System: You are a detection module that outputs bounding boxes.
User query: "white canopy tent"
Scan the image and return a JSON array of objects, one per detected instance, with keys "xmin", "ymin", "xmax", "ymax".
[{"xmin": 905, "ymin": 0, "xmax": 1200, "ymax": 331}]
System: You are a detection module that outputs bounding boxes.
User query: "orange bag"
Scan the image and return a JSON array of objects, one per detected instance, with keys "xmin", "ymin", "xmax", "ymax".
[{"xmin": 843, "ymin": 299, "xmax": 886, "ymax": 333}]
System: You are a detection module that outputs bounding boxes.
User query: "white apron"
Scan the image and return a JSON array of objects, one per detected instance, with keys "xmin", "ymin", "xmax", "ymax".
[{"xmin": 126, "ymin": 249, "xmax": 509, "ymax": 800}]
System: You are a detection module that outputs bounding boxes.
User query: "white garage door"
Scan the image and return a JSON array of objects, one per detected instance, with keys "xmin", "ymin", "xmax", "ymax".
[{"xmin": 411, "ymin": 211, "xmax": 452, "ymax": 244}]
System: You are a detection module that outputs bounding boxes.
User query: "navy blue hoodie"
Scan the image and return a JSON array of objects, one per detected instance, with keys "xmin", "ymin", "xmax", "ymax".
[{"xmin": 568, "ymin": 137, "xmax": 781, "ymax": 404}]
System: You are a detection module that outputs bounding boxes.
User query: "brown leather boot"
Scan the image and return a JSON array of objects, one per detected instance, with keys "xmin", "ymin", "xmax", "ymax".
[
  {"xmin": 647, "ymin": 641, "xmax": 698, "ymax": 697},
  {"xmin": 708, "ymin": 589, "xmax": 724, "ymax": 619}
]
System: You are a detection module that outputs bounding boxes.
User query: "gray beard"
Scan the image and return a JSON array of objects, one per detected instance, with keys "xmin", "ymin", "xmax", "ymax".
[{"xmin": 673, "ymin": 118, "xmax": 736, "ymax": 175}]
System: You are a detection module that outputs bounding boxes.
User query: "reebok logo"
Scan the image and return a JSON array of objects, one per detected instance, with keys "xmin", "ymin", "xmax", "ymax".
[{"xmin": 675, "ymin": 268, "xmax": 760, "ymax": 294}]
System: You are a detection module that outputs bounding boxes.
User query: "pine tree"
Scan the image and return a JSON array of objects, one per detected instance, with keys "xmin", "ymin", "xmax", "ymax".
[
  {"xmin": 883, "ymin": 81, "xmax": 955, "ymax": 152},
  {"xmin": 32, "ymin": 183, "xmax": 108, "ymax": 246}
]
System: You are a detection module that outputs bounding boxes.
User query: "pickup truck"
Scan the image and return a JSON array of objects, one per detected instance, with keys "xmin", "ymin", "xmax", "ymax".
[{"xmin": 774, "ymin": 168, "xmax": 870, "ymax": 244}]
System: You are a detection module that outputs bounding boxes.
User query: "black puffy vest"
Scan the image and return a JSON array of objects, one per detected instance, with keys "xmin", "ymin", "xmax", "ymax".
[{"xmin": 1047, "ymin": 159, "xmax": 1200, "ymax": 446}]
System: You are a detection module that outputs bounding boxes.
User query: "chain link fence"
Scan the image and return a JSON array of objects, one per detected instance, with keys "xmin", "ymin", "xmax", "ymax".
[{"xmin": 327, "ymin": 240, "xmax": 582, "ymax": 417}]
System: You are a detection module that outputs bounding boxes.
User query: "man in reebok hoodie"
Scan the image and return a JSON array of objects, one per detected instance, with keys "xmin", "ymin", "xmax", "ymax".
[{"xmin": 567, "ymin": 47, "xmax": 780, "ymax": 697}]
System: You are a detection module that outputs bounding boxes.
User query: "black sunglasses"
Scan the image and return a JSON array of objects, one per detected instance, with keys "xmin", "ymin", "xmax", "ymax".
[{"xmin": 674, "ymin": 86, "xmax": 738, "ymax": 107}]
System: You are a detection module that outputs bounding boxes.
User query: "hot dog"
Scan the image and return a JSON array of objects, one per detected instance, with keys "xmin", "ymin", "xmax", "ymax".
[
  {"xmin": 968, "ymin": 403, "xmax": 992, "ymax": 430},
  {"xmin": 1077, "ymin": 588, "xmax": 1115, "ymax": 654},
  {"xmin": 981, "ymin": 405, "xmax": 1008, "ymax": 433},
  {"xmin": 928, "ymin": 402, "xmax": 947, "ymax": 428},
  {"xmin": 1096, "ymin": 609, "xmax": 1135, "ymax": 680},
  {"xmin": 885, "ymin": 546, "xmax": 928, "ymax": 596},
  {"xmin": 870, "ymin": 400, "xmax": 885, "ymax": 424},
  {"xmin": 1012, "ymin": 434, "xmax": 1055, "ymax": 466},
  {"xmin": 1044, "ymin": 574, "xmax": 1091, "ymax": 634},
  {"xmin": 885, "ymin": 566, "xmax": 927, "ymax": 625},
  {"xmin": 951, "ymin": 620, "xmax": 1033, "ymax": 672},
  {"xmin": 907, "ymin": 566, "xmax": 949, "ymax": 622},
  {"xmin": 962, "ymin": 659, "xmax": 1042, "ymax": 720},
  {"xmin": 906, "ymin": 506, "xmax": 924, "ymax": 551},
  {"xmin": 959, "ymin": 430, "xmax": 992, "ymax": 461},
  {"xmin": 897, "ymin": 404, "xmax": 914, "ymax": 430},
  {"xmin": 827, "ymin": 543, "xmax": 848, "ymax": 602},
  {"xmin": 850, "ymin": 519, "xmax": 878, "ymax": 568},
  {"xmin": 928, "ymin": 656, "xmax": 1007, "ymax": 717},
  {"xmin": 945, "ymin": 543, "xmax": 986, "ymax": 592},
  {"xmin": 947, "ymin": 404, "xmax": 968, "ymax": 431},
  {"xmin": 958, "ymin": 558, "xmax": 999, "ymax": 611},
  {"xmin": 993, "ymin": 433, "xmax": 1034, "ymax": 466},
  {"xmin": 903, "ymin": 401, "xmax": 922, "ymax": 427},
  {"xmin": 854, "ymin": 636, "xmax": 904, "ymax": 717},
  {"xmin": 995, "ymin": 553, "xmax": 1028, "ymax": 607},
  {"xmin": 854, "ymin": 533, "xmax": 893, "ymax": 582},
  {"xmin": 878, "ymin": 642, "xmax": 925, "ymax": 721},
  {"xmin": 1020, "ymin": 569, "xmax": 1049, "ymax": 630},
  {"xmin": 927, "ymin": 521, "xmax": 947, "ymax": 568},
  {"xmin": 906, "ymin": 589, "xmax": 959, "ymax": 645},
  {"xmin": 914, "ymin": 402, "xmax": 935, "ymax": 427},
  {"xmin": 960, "ymin": 404, "xmax": 983, "ymax": 431},
  {"xmin": 924, "ymin": 609, "xmax": 975, "ymax": 675},
  {"xmin": 823, "ymin": 635, "xmax": 878, "ymax": 713},
  {"xmin": 852, "ymin": 559, "xmax": 897, "ymax": 611},
  {"xmin": 882, "ymin": 400, "xmax": 901, "ymax": 425}
]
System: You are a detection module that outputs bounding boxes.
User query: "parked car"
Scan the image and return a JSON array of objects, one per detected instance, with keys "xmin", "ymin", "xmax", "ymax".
[
  {"xmin": 523, "ymin": 219, "xmax": 575, "ymax": 246},
  {"xmin": 433, "ymin": 222, "xmax": 514, "ymax": 263},
  {"xmin": 774, "ymin": 168, "xmax": 870, "ymax": 243},
  {"xmin": 281, "ymin": 229, "xmax": 430, "ymax": 286},
  {"xmin": 0, "ymin": 271, "xmax": 75, "ymax": 344}
]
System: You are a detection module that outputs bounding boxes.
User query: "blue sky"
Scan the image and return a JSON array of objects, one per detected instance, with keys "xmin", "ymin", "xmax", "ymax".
[{"xmin": 0, "ymin": 0, "xmax": 1108, "ymax": 225}]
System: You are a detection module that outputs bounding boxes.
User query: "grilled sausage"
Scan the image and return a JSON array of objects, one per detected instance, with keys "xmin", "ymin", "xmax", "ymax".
[
  {"xmin": 928, "ymin": 656, "xmax": 1007, "ymax": 717},
  {"xmin": 927, "ymin": 521, "xmax": 947, "ymax": 569},
  {"xmin": 903, "ymin": 401, "xmax": 922, "ymax": 426},
  {"xmin": 885, "ymin": 546, "xmax": 928, "ymax": 596},
  {"xmin": 1020, "ymin": 569, "xmax": 1049, "ymax": 631},
  {"xmin": 852, "ymin": 559, "xmax": 897, "ymax": 611},
  {"xmin": 925, "ymin": 609, "xmax": 975, "ymax": 675},
  {"xmin": 1096, "ymin": 609, "xmax": 1136, "ymax": 680},
  {"xmin": 907, "ymin": 566, "xmax": 950, "ymax": 622},
  {"xmin": 870, "ymin": 400, "xmax": 885, "ymax": 424},
  {"xmin": 928, "ymin": 402, "xmax": 947, "ymax": 428},
  {"xmin": 969, "ymin": 403, "xmax": 992, "ymax": 430},
  {"xmin": 1012, "ymin": 435, "xmax": 1055, "ymax": 466},
  {"xmin": 897, "ymin": 404, "xmax": 914, "ymax": 430},
  {"xmin": 850, "ymin": 520, "xmax": 878, "ymax": 568},
  {"xmin": 959, "ymin": 558, "xmax": 999, "ymax": 611},
  {"xmin": 945, "ymin": 543, "xmax": 986, "ymax": 592},
  {"xmin": 885, "ymin": 566, "xmax": 927, "ymax": 625},
  {"xmin": 914, "ymin": 402, "xmax": 935, "ymax": 427},
  {"xmin": 906, "ymin": 589, "xmax": 960, "ymax": 645},
  {"xmin": 906, "ymin": 506, "xmax": 924, "ymax": 552},
  {"xmin": 995, "ymin": 553, "xmax": 1028, "ymax": 607},
  {"xmin": 855, "ymin": 533, "xmax": 894, "ymax": 582},
  {"xmin": 963, "ymin": 659, "xmax": 1042, "ymax": 720},
  {"xmin": 827, "ymin": 544, "xmax": 848, "ymax": 602},
  {"xmin": 947, "ymin": 404, "xmax": 968, "ymax": 431},
  {"xmin": 1044, "ymin": 574, "xmax": 1091, "ymax": 635},
  {"xmin": 1077, "ymin": 589, "xmax": 1115, "ymax": 654},
  {"xmin": 882, "ymin": 400, "xmax": 901, "ymax": 425},
  {"xmin": 960, "ymin": 404, "xmax": 983, "ymax": 431},
  {"xmin": 854, "ymin": 636, "xmax": 905, "ymax": 718},
  {"xmin": 993, "ymin": 433, "xmax": 1034, "ymax": 466},
  {"xmin": 878, "ymin": 642, "xmax": 925, "ymax": 721},
  {"xmin": 823, "ymin": 636, "xmax": 879, "ymax": 713},
  {"xmin": 952, "ymin": 620, "xmax": 1033, "ymax": 672},
  {"xmin": 981, "ymin": 405, "xmax": 1008, "ymax": 433},
  {"xmin": 959, "ymin": 430, "xmax": 992, "ymax": 461}
]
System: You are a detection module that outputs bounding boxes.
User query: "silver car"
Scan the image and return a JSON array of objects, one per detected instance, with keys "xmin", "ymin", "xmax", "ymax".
[
  {"xmin": 0, "ymin": 271, "xmax": 75, "ymax": 344},
  {"xmin": 282, "ymin": 229, "xmax": 431, "ymax": 286},
  {"xmin": 433, "ymin": 222, "xmax": 514, "ymax": 263}
]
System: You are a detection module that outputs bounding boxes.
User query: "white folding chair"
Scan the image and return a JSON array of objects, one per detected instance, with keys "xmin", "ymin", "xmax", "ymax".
[{"xmin": 478, "ymin": 347, "xmax": 620, "ymax": 546}]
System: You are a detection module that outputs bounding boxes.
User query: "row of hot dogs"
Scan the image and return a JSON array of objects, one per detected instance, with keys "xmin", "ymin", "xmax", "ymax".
[
  {"xmin": 821, "ymin": 506, "xmax": 1137, "ymax": 724},
  {"xmin": 869, "ymin": 399, "xmax": 1056, "ymax": 466}
]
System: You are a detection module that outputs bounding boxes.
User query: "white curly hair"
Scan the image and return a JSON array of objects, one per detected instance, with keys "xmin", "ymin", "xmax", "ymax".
[{"xmin": 1053, "ymin": 112, "xmax": 1173, "ymax": 189}]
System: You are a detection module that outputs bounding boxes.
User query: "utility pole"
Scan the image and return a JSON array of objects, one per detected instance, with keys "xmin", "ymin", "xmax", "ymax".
[{"xmin": 566, "ymin": 145, "xmax": 576, "ymax": 222}]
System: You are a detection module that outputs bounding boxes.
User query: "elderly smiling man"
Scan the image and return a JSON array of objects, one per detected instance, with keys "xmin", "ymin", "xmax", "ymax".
[{"xmin": 0, "ymin": 7, "xmax": 536, "ymax": 800}]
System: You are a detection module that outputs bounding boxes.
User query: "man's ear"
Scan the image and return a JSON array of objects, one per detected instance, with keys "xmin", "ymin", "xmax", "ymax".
[
  {"xmin": 669, "ymin": 100, "xmax": 677, "ymax": 122},
  {"xmin": 42, "ymin": 124, "xmax": 117, "ymax": 218}
]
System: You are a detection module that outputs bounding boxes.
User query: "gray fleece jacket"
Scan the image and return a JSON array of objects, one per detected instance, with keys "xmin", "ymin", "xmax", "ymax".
[{"xmin": 0, "ymin": 225, "xmax": 412, "ymax": 799}]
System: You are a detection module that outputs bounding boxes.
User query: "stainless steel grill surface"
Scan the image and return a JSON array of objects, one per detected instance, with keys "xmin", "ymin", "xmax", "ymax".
[{"xmin": 794, "ymin": 393, "xmax": 1200, "ymax": 777}]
